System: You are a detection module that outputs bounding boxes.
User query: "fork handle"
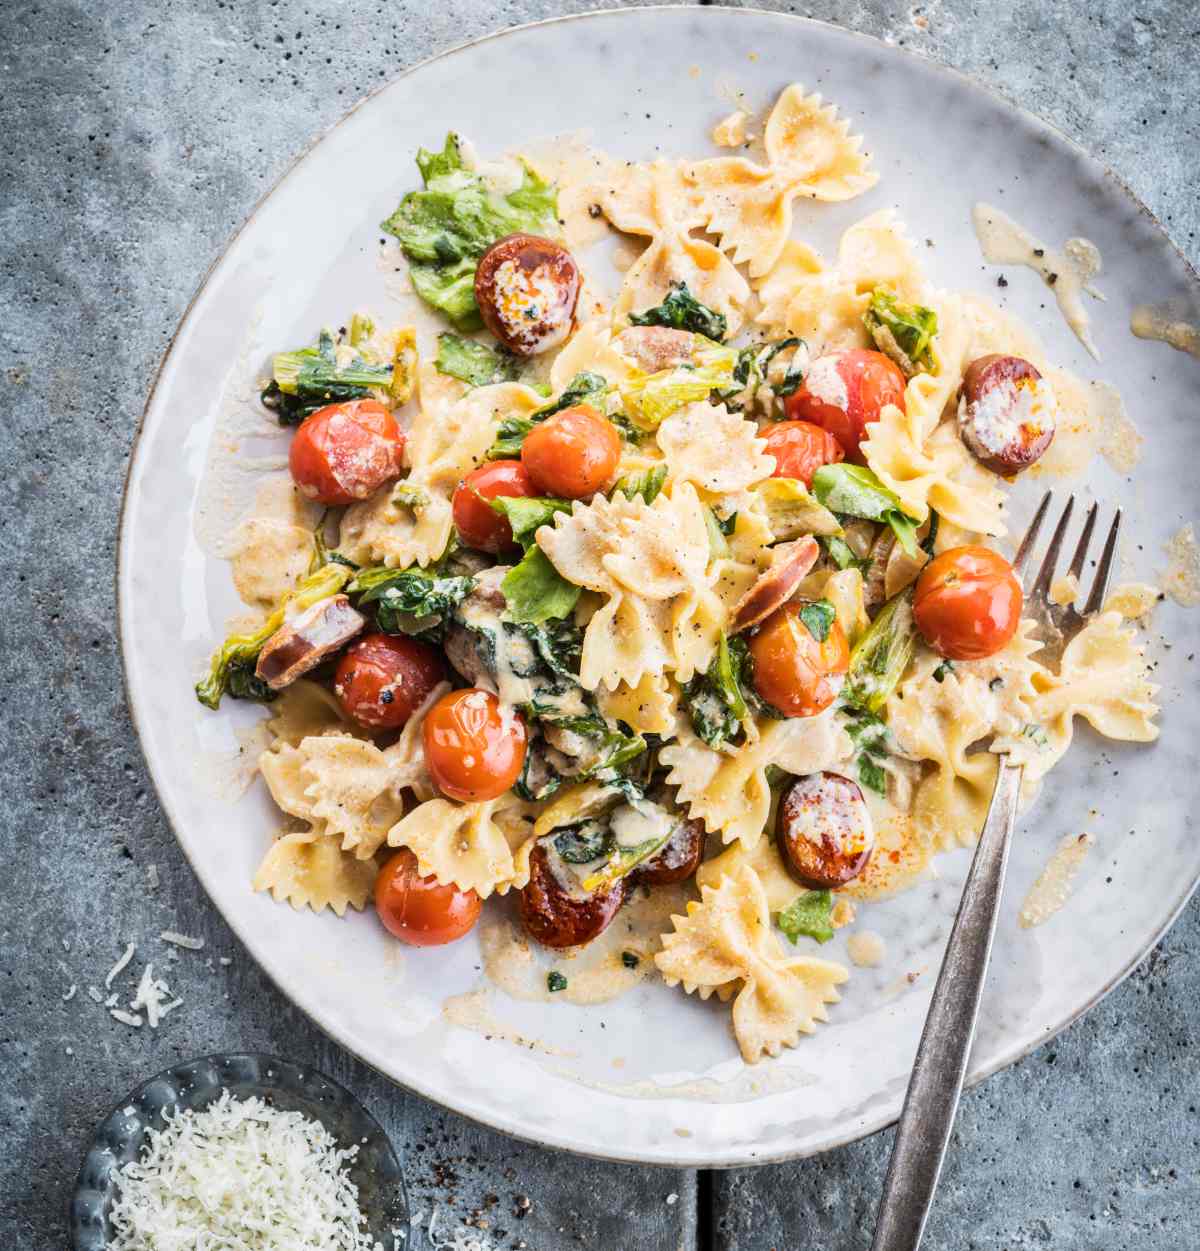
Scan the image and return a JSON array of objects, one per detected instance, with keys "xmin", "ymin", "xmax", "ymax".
[{"xmin": 870, "ymin": 757, "xmax": 1024, "ymax": 1251}]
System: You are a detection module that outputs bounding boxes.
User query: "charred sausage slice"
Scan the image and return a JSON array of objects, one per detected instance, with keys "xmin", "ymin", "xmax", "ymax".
[
  {"xmin": 615, "ymin": 325, "xmax": 695, "ymax": 372},
  {"xmin": 777, "ymin": 771, "xmax": 875, "ymax": 889},
  {"xmin": 958, "ymin": 354, "xmax": 1057, "ymax": 475},
  {"xmin": 474, "ymin": 233, "xmax": 581, "ymax": 357},
  {"xmin": 730, "ymin": 535, "xmax": 820, "ymax": 633},
  {"xmin": 518, "ymin": 841, "xmax": 627, "ymax": 949},
  {"xmin": 633, "ymin": 817, "xmax": 705, "ymax": 886},
  {"xmin": 255, "ymin": 594, "xmax": 365, "ymax": 689}
]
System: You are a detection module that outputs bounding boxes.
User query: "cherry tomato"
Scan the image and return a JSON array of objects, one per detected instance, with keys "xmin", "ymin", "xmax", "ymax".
[
  {"xmin": 423, "ymin": 688, "xmax": 527, "ymax": 803},
  {"xmin": 333, "ymin": 633, "xmax": 445, "ymax": 731},
  {"xmin": 288, "ymin": 399, "xmax": 404, "ymax": 506},
  {"xmin": 521, "ymin": 405, "xmax": 621, "ymax": 499},
  {"xmin": 451, "ymin": 460, "xmax": 537, "ymax": 553},
  {"xmin": 374, "ymin": 848, "xmax": 481, "ymax": 946},
  {"xmin": 749, "ymin": 601, "xmax": 850, "ymax": 718},
  {"xmin": 913, "ymin": 545, "xmax": 1023, "ymax": 660},
  {"xmin": 784, "ymin": 349, "xmax": 906, "ymax": 463},
  {"xmin": 763, "ymin": 420, "xmax": 845, "ymax": 488}
]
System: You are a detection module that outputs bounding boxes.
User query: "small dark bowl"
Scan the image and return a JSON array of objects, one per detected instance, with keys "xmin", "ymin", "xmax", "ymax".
[{"xmin": 70, "ymin": 1052, "xmax": 408, "ymax": 1250}]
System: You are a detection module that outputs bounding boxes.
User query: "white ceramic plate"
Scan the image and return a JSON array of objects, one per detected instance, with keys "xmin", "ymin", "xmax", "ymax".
[{"xmin": 119, "ymin": 8, "xmax": 1200, "ymax": 1165}]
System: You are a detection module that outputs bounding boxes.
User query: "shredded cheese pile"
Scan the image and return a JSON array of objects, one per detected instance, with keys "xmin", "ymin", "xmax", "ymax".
[{"xmin": 109, "ymin": 1090, "xmax": 388, "ymax": 1250}]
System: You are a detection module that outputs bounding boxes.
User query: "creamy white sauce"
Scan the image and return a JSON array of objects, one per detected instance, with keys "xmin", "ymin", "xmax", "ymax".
[
  {"xmin": 1090, "ymin": 381, "xmax": 1143, "ymax": 474},
  {"xmin": 846, "ymin": 930, "xmax": 886, "ymax": 968},
  {"xmin": 1131, "ymin": 303, "xmax": 1200, "ymax": 359},
  {"xmin": 1019, "ymin": 832, "xmax": 1094, "ymax": 929},
  {"xmin": 441, "ymin": 988, "xmax": 577, "ymax": 1057},
  {"xmin": 804, "ymin": 353, "xmax": 849, "ymax": 409},
  {"xmin": 972, "ymin": 203, "xmax": 1104, "ymax": 359},
  {"xmin": 1163, "ymin": 523, "xmax": 1200, "ymax": 607}
]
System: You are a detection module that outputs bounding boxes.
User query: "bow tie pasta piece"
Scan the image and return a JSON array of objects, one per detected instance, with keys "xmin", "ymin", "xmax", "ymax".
[
  {"xmin": 696, "ymin": 835, "xmax": 800, "ymax": 914},
  {"xmin": 888, "ymin": 620, "xmax": 1045, "ymax": 849},
  {"xmin": 596, "ymin": 671, "xmax": 679, "ymax": 736},
  {"xmin": 661, "ymin": 711, "xmax": 849, "ymax": 849},
  {"xmin": 656, "ymin": 864, "xmax": 849, "ymax": 1063},
  {"xmin": 387, "ymin": 793, "xmax": 538, "ymax": 898},
  {"xmin": 996, "ymin": 612, "xmax": 1159, "ymax": 782},
  {"xmin": 602, "ymin": 159, "xmax": 750, "ymax": 333},
  {"xmin": 686, "ymin": 86, "xmax": 878, "ymax": 279},
  {"xmin": 340, "ymin": 370, "xmax": 544, "ymax": 568},
  {"xmin": 549, "ymin": 318, "xmax": 639, "ymax": 393},
  {"xmin": 656, "ymin": 402, "xmax": 774, "ymax": 495},
  {"xmin": 253, "ymin": 831, "xmax": 377, "ymax": 916},
  {"xmin": 263, "ymin": 679, "xmax": 365, "ymax": 749}
]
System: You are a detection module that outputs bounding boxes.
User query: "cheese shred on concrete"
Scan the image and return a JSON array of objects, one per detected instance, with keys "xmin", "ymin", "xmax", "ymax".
[{"xmin": 109, "ymin": 1089, "xmax": 386, "ymax": 1251}]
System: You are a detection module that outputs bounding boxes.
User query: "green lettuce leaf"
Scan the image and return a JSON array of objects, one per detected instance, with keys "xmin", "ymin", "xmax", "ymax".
[
  {"xmin": 351, "ymin": 568, "xmax": 477, "ymax": 635},
  {"xmin": 842, "ymin": 588, "xmax": 917, "ymax": 714},
  {"xmin": 381, "ymin": 133, "xmax": 558, "ymax": 329},
  {"xmin": 612, "ymin": 463, "xmax": 667, "ymax": 505},
  {"xmin": 629, "ymin": 281, "xmax": 727, "ymax": 341},
  {"xmin": 778, "ymin": 890, "xmax": 835, "ymax": 944},
  {"xmin": 811, "ymin": 463, "xmax": 921, "ymax": 558},
  {"xmin": 501, "ymin": 547, "xmax": 581, "ymax": 624},
  {"xmin": 434, "ymin": 332, "xmax": 520, "ymax": 386},
  {"xmin": 621, "ymin": 344, "xmax": 741, "ymax": 430},
  {"xmin": 488, "ymin": 496, "xmax": 573, "ymax": 548},
  {"xmin": 261, "ymin": 327, "xmax": 393, "ymax": 426},
  {"xmin": 753, "ymin": 477, "xmax": 841, "ymax": 541},
  {"xmin": 799, "ymin": 599, "xmax": 836, "ymax": 643},
  {"xmin": 864, "ymin": 287, "xmax": 938, "ymax": 377},
  {"xmin": 487, "ymin": 371, "xmax": 609, "ymax": 459}
]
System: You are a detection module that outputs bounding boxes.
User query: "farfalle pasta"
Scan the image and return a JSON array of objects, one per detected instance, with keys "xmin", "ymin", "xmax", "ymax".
[{"xmin": 197, "ymin": 82, "xmax": 1163, "ymax": 1066}]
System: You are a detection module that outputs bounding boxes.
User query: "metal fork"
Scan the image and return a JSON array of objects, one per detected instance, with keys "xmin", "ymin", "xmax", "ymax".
[{"xmin": 870, "ymin": 490, "xmax": 1121, "ymax": 1251}]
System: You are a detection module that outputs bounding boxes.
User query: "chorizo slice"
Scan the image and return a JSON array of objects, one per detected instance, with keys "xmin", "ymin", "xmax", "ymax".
[
  {"xmin": 255, "ymin": 594, "xmax": 365, "ymax": 690},
  {"xmin": 633, "ymin": 817, "xmax": 704, "ymax": 886},
  {"xmin": 518, "ymin": 841, "xmax": 627, "ymax": 949},
  {"xmin": 474, "ymin": 233, "xmax": 581, "ymax": 357},
  {"xmin": 730, "ymin": 535, "xmax": 820, "ymax": 633},
  {"xmin": 958, "ymin": 354, "xmax": 1057, "ymax": 475},
  {"xmin": 777, "ymin": 771, "xmax": 875, "ymax": 889}
]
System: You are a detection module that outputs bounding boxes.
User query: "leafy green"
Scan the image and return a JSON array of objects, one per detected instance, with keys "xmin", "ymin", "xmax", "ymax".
[
  {"xmin": 351, "ymin": 568, "xmax": 477, "ymax": 635},
  {"xmin": 512, "ymin": 618, "xmax": 583, "ymax": 681},
  {"xmin": 195, "ymin": 562, "xmax": 354, "ymax": 710},
  {"xmin": 612, "ymin": 463, "xmax": 667, "ymax": 505},
  {"xmin": 554, "ymin": 820, "xmax": 615, "ymax": 864},
  {"xmin": 799, "ymin": 599, "xmax": 837, "ymax": 643},
  {"xmin": 682, "ymin": 633, "xmax": 751, "ymax": 748},
  {"xmin": 488, "ymin": 496, "xmax": 573, "ymax": 548},
  {"xmin": 629, "ymin": 281, "xmax": 727, "ymax": 341},
  {"xmin": 547, "ymin": 971, "xmax": 568, "ymax": 993},
  {"xmin": 932, "ymin": 659, "xmax": 955, "ymax": 684},
  {"xmin": 704, "ymin": 507, "xmax": 731, "ymax": 560},
  {"xmin": 580, "ymin": 802, "xmax": 676, "ymax": 891},
  {"xmin": 261, "ymin": 327, "xmax": 393, "ymax": 426},
  {"xmin": 621, "ymin": 951, "xmax": 640, "ymax": 969},
  {"xmin": 777, "ymin": 890, "xmax": 835, "ymax": 944},
  {"xmin": 755, "ymin": 337, "xmax": 807, "ymax": 397},
  {"xmin": 821, "ymin": 534, "xmax": 872, "ymax": 574},
  {"xmin": 811, "ymin": 463, "xmax": 921, "ymax": 559},
  {"xmin": 226, "ymin": 660, "xmax": 278, "ymax": 704},
  {"xmin": 434, "ymin": 332, "xmax": 520, "ymax": 386},
  {"xmin": 754, "ymin": 477, "xmax": 841, "ymax": 541},
  {"xmin": 622, "ymin": 343, "xmax": 741, "ymax": 430},
  {"xmin": 487, "ymin": 371, "xmax": 609, "ymax": 459},
  {"xmin": 501, "ymin": 547, "xmax": 581, "ymax": 624},
  {"xmin": 920, "ymin": 508, "xmax": 940, "ymax": 558},
  {"xmin": 381, "ymin": 133, "xmax": 558, "ymax": 329},
  {"xmin": 391, "ymin": 482, "xmax": 431, "ymax": 510},
  {"xmin": 607, "ymin": 411, "xmax": 646, "ymax": 445},
  {"xmin": 842, "ymin": 588, "xmax": 917, "ymax": 714},
  {"xmin": 842, "ymin": 708, "xmax": 891, "ymax": 797},
  {"xmin": 864, "ymin": 287, "xmax": 938, "ymax": 377}
]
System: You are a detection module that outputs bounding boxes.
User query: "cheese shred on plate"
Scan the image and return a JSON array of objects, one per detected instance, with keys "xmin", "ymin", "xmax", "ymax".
[{"xmin": 109, "ymin": 1089, "xmax": 390, "ymax": 1250}]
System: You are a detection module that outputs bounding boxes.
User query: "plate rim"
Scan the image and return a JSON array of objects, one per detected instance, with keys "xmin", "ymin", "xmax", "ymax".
[{"xmin": 116, "ymin": 4, "xmax": 1200, "ymax": 1168}]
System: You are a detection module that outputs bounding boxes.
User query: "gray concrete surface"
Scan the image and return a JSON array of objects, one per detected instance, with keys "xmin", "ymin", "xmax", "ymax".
[{"xmin": 1, "ymin": 2, "xmax": 1196, "ymax": 1248}]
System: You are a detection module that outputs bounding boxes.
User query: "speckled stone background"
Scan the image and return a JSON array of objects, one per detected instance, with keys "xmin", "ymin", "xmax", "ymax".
[{"xmin": 2, "ymin": 2, "xmax": 1197, "ymax": 1248}]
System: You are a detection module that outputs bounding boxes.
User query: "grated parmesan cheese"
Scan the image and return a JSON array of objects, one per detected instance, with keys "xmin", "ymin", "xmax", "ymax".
[
  {"xmin": 106, "ymin": 942, "xmax": 137, "ymax": 988},
  {"xmin": 424, "ymin": 1207, "xmax": 496, "ymax": 1251},
  {"xmin": 109, "ymin": 1090, "xmax": 387, "ymax": 1251},
  {"xmin": 62, "ymin": 984, "xmax": 77, "ymax": 1002},
  {"xmin": 87, "ymin": 986, "xmax": 104, "ymax": 1004},
  {"xmin": 130, "ymin": 963, "xmax": 175, "ymax": 1028},
  {"xmin": 110, "ymin": 1008, "xmax": 143, "ymax": 1028},
  {"xmin": 160, "ymin": 930, "xmax": 205, "ymax": 950}
]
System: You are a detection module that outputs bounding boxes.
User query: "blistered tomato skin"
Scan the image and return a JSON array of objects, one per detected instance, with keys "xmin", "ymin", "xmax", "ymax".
[
  {"xmin": 334, "ymin": 633, "xmax": 445, "ymax": 731},
  {"xmin": 958, "ymin": 354, "xmax": 1057, "ymax": 475},
  {"xmin": 422, "ymin": 688, "xmax": 527, "ymax": 803},
  {"xmin": 763, "ymin": 420, "xmax": 845, "ymax": 488},
  {"xmin": 518, "ymin": 842, "xmax": 627, "ymax": 949},
  {"xmin": 521, "ymin": 405, "xmax": 621, "ymax": 499},
  {"xmin": 474, "ymin": 233, "xmax": 582, "ymax": 357},
  {"xmin": 749, "ymin": 601, "xmax": 850, "ymax": 718},
  {"xmin": 375, "ymin": 848, "xmax": 481, "ymax": 946},
  {"xmin": 913, "ymin": 545, "xmax": 1023, "ymax": 660},
  {"xmin": 778, "ymin": 772, "xmax": 875, "ymax": 889},
  {"xmin": 784, "ymin": 349, "xmax": 906, "ymax": 463},
  {"xmin": 289, "ymin": 399, "xmax": 405, "ymax": 506},
  {"xmin": 452, "ymin": 460, "xmax": 537, "ymax": 553}
]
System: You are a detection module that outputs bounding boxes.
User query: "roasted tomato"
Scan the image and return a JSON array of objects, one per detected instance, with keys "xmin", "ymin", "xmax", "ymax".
[
  {"xmin": 913, "ymin": 545, "xmax": 1023, "ymax": 660},
  {"xmin": 958, "ymin": 354, "xmax": 1057, "ymax": 475},
  {"xmin": 634, "ymin": 818, "xmax": 705, "ymax": 886},
  {"xmin": 518, "ymin": 841, "xmax": 627, "ymax": 949},
  {"xmin": 334, "ymin": 632, "xmax": 445, "ymax": 731},
  {"xmin": 778, "ymin": 772, "xmax": 875, "ymax": 889},
  {"xmin": 451, "ymin": 460, "xmax": 537, "ymax": 553},
  {"xmin": 763, "ymin": 420, "xmax": 845, "ymax": 488},
  {"xmin": 474, "ymin": 233, "xmax": 581, "ymax": 356},
  {"xmin": 520, "ymin": 405, "xmax": 621, "ymax": 499},
  {"xmin": 748, "ymin": 601, "xmax": 850, "ymax": 718},
  {"xmin": 375, "ymin": 848, "xmax": 481, "ymax": 946},
  {"xmin": 288, "ymin": 399, "xmax": 404, "ymax": 506},
  {"xmin": 423, "ymin": 688, "xmax": 527, "ymax": 803},
  {"xmin": 784, "ymin": 349, "xmax": 906, "ymax": 463}
]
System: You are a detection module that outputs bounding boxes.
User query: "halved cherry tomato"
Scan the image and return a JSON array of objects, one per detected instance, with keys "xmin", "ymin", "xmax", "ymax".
[
  {"xmin": 375, "ymin": 847, "xmax": 481, "ymax": 946},
  {"xmin": 763, "ymin": 420, "xmax": 845, "ymax": 488},
  {"xmin": 913, "ymin": 545, "xmax": 1023, "ymax": 660},
  {"xmin": 423, "ymin": 688, "xmax": 527, "ymax": 803},
  {"xmin": 749, "ymin": 601, "xmax": 850, "ymax": 718},
  {"xmin": 288, "ymin": 399, "xmax": 404, "ymax": 506},
  {"xmin": 452, "ymin": 460, "xmax": 537, "ymax": 553},
  {"xmin": 521, "ymin": 405, "xmax": 621, "ymax": 499},
  {"xmin": 334, "ymin": 632, "xmax": 445, "ymax": 731},
  {"xmin": 784, "ymin": 349, "xmax": 906, "ymax": 463}
]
